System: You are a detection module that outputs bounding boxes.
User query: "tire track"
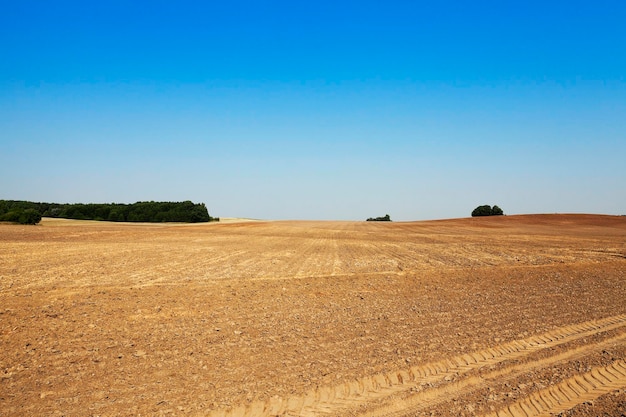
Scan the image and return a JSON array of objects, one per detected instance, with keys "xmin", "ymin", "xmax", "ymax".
[
  {"xmin": 363, "ymin": 328, "xmax": 626, "ymax": 417},
  {"xmin": 483, "ymin": 360, "xmax": 626, "ymax": 417},
  {"xmin": 207, "ymin": 314, "xmax": 626, "ymax": 417}
]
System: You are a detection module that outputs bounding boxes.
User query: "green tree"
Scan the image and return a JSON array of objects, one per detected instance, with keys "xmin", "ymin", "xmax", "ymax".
[
  {"xmin": 108, "ymin": 209, "xmax": 125, "ymax": 222},
  {"xmin": 1, "ymin": 210, "xmax": 21, "ymax": 223},
  {"xmin": 366, "ymin": 214, "xmax": 392, "ymax": 221},
  {"xmin": 471, "ymin": 205, "xmax": 493, "ymax": 217},
  {"xmin": 491, "ymin": 205, "xmax": 504, "ymax": 216},
  {"xmin": 0, "ymin": 199, "xmax": 216, "ymax": 223},
  {"xmin": 472, "ymin": 205, "xmax": 504, "ymax": 217},
  {"xmin": 19, "ymin": 209, "xmax": 42, "ymax": 225},
  {"xmin": 0, "ymin": 208, "xmax": 41, "ymax": 224}
]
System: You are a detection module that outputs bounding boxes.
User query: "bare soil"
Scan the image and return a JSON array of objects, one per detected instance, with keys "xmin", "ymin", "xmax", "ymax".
[{"xmin": 1, "ymin": 214, "xmax": 625, "ymax": 416}]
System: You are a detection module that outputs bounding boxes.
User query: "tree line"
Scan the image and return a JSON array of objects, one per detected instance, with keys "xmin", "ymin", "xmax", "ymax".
[{"xmin": 0, "ymin": 200, "xmax": 217, "ymax": 224}]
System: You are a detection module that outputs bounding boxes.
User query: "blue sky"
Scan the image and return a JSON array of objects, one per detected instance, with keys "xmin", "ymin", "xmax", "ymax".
[{"xmin": 1, "ymin": 1, "xmax": 625, "ymax": 220}]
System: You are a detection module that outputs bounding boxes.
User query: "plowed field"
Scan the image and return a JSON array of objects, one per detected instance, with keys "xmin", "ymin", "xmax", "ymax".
[{"xmin": 1, "ymin": 214, "xmax": 625, "ymax": 416}]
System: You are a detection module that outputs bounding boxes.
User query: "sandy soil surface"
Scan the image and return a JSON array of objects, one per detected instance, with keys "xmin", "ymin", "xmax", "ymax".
[{"xmin": 1, "ymin": 214, "xmax": 625, "ymax": 416}]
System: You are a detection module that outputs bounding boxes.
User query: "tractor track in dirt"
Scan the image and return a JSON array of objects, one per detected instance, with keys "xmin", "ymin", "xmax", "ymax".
[
  {"xmin": 483, "ymin": 361, "xmax": 626, "ymax": 417},
  {"xmin": 207, "ymin": 314, "xmax": 626, "ymax": 417},
  {"xmin": 364, "ymin": 330, "xmax": 626, "ymax": 417}
]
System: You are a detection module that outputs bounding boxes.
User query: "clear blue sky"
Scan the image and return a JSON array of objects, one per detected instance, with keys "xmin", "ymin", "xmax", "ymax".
[{"xmin": 2, "ymin": 1, "xmax": 625, "ymax": 220}]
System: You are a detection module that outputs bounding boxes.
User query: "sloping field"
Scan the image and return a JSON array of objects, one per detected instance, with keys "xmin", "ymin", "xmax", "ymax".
[{"xmin": 1, "ymin": 214, "xmax": 625, "ymax": 416}]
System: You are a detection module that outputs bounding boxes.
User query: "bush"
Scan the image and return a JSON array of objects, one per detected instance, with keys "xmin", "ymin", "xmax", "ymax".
[
  {"xmin": 19, "ymin": 209, "xmax": 42, "ymax": 225},
  {"xmin": 1, "ymin": 210, "xmax": 21, "ymax": 223},
  {"xmin": 471, "ymin": 205, "xmax": 504, "ymax": 217},
  {"xmin": 471, "ymin": 205, "xmax": 493, "ymax": 217},
  {"xmin": 0, "ymin": 208, "xmax": 42, "ymax": 225},
  {"xmin": 366, "ymin": 214, "xmax": 391, "ymax": 222}
]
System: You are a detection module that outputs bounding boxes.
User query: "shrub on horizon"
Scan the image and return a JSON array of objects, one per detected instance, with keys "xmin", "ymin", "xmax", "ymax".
[
  {"xmin": 472, "ymin": 205, "xmax": 504, "ymax": 217},
  {"xmin": 366, "ymin": 214, "xmax": 392, "ymax": 222}
]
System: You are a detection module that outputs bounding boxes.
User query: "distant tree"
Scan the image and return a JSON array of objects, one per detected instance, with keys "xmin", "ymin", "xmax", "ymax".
[
  {"xmin": 0, "ymin": 210, "xmax": 21, "ymax": 223},
  {"xmin": 491, "ymin": 205, "xmax": 504, "ymax": 216},
  {"xmin": 19, "ymin": 209, "xmax": 42, "ymax": 225},
  {"xmin": 471, "ymin": 205, "xmax": 493, "ymax": 217},
  {"xmin": 0, "ymin": 208, "xmax": 41, "ymax": 224},
  {"xmin": 108, "ymin": 209, "xmax": 126, "ymax": 222},
  {"xmin": 0, "ymin": 199, "xmax": 216, "ymax": 223},
  {"xmin": 472, "ymin": 205, "xmax": 504, "ymax": 217},
  {"xmin": 366, "ymin": 214, "xmax": 391, "ymax": 222}
]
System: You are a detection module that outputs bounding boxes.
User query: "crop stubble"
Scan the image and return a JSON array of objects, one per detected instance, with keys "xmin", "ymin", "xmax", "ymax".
[{"xmin": 0, "ymin": 214, "xmax": 625, "ymax": 416}]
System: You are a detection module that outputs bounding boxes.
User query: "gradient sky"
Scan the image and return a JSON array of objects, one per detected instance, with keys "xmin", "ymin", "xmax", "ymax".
[{"xmin": 2, "ymin": 1, "xmax": 625, "ymax": 220}]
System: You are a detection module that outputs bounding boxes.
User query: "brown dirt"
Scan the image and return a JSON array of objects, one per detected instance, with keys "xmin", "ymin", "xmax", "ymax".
[{"xmin": 1, "ymin": 214, "xmax": 625, "ymax": 416}]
